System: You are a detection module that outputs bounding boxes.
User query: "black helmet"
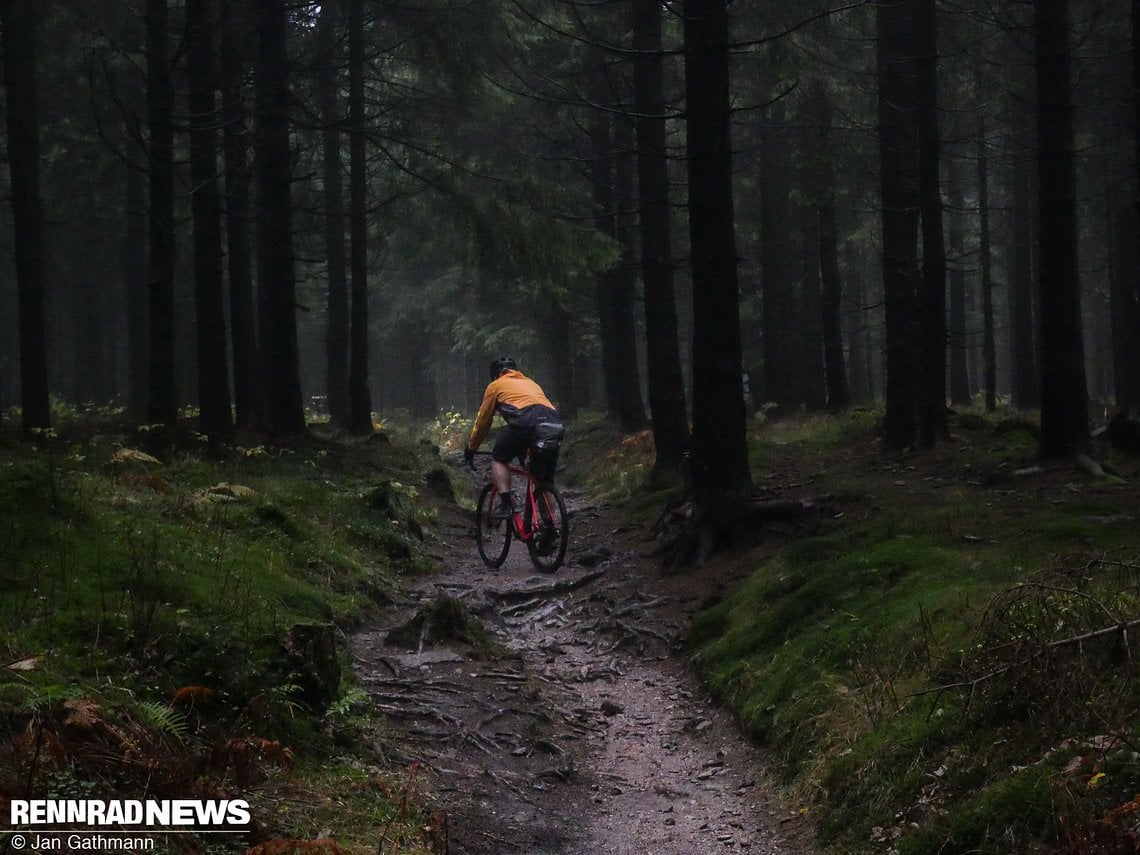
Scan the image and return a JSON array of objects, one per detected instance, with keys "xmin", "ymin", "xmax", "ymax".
[{"xmin": 489, "ymin": 356, "xmax": 517, "ymax": 380}]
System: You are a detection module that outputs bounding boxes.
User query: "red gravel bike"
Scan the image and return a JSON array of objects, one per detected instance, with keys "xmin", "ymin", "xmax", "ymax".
[{"xmin": 469, "ymin": 451, "xmax": 569, "ymax": 572}]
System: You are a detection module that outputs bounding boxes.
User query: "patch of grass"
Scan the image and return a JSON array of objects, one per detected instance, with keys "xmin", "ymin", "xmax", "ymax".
[
  {"xmin": 261, "ymin": 760, "xmax": 439, "ymax": 853},
  {"xmin": 561, "ymin": 414, "xmax": 660, "ymax": 505},
  {"xmin": 754, "ymin": 405, "xmax": 882, "ymax": 451}
]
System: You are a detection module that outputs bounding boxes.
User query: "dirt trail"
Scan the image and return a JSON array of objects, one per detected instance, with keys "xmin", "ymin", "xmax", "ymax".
[{"xmin": 350, "ymin": 487, "xmax": 815, "ymax": 855}]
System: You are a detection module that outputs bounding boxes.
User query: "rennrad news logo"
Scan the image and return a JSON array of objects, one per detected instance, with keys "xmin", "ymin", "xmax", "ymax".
[{"xmin": 9, "ymin": 798, "xmax": 251, "ymax": 827}]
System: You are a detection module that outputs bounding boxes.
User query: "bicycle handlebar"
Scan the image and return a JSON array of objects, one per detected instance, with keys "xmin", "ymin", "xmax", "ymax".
[{"xmin": 453, "ymin": 448, "xmax": 493, "ymax": 472}]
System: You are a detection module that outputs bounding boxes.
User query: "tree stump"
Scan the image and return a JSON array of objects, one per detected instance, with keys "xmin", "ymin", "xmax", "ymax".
[{"xmin": 282, "ymin": 622, "xmax": 341, "ymax": 712}]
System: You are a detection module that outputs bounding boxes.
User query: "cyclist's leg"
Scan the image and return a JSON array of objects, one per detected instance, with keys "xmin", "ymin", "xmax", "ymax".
[
  {"xmin": 529, "ymin": 445, "xmax": 560, "ymax": 519},
  {"xmin": 491, "ymin": 425, "xmax": 530, "ymax": 516},
  {"xmin": 490, "ymin": 459, "xmax": 510, "ymax": 500}
]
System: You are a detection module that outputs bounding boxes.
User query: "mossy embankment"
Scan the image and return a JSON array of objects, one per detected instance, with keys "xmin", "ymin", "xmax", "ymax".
[
  {"xmin": 679, "ymin": 409, "xmax": 1140, "ymax": 854},
  {"xmin": 0, "ymin": 414, "xmax": 455, "ymax": 853}
]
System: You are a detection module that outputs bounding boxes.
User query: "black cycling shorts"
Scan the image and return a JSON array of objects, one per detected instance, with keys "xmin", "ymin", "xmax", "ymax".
[{"xmin": 492, "ymin": 423, "xmax": 536, "ymax": 465}]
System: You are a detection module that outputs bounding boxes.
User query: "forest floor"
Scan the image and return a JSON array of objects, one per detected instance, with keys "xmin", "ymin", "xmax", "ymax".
[
  {"xmin": 349, "ymin": 473, "xmax": 816, "ymax": 855},
  {"xmin": 5, "ymin": 409, "xmax": 1136, "ymax": 853},
  {"xmin": 348, "ymin": 410, "xmax": 1140, "ymax": 855}
]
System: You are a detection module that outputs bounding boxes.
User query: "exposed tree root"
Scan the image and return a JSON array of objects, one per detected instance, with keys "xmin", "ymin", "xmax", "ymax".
[
  {"xmin": 485, "ymin": 568, "xmax": 608, "ymax": 603},
  {"xmin": 1100, "ymin": 412, "xmax": 1140, "ymax": 454},
  {"xmin": 655, "ymin": 494, "xmax": 829, "ymax": 569},
  {"xmin": 1074, "ymin": 453, "xmax": 1105, "ymax": 477}
]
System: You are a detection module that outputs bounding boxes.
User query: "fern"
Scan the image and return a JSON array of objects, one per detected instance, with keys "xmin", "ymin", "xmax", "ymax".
[
  {"xmin": 20, "ymin": 682, "xmax": 84, "ymax": 712},
  {"xmin": 133, "ymin": 700, "xmax": 189, "ymax": 744},
  {"xmin": 326, "ymin": 686, "xmax": 369, "ymax": 718}
]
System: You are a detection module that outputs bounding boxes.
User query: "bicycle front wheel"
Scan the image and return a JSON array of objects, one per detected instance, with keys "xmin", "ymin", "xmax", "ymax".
[
  {"xmin": 476, "ymin": 483, "xmax": 512, "ymax": 568},
  {"xmin": 524, "ymin": 484, "xmax": 568, "ymax": 573}
]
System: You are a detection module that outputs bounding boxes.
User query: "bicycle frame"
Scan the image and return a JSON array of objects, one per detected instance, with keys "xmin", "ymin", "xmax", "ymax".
[{"xmin": 501, "ymin": 460, "xmax": 548, "ymax": 542}]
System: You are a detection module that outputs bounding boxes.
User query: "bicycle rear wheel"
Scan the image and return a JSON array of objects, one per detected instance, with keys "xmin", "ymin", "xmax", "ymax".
[
  {"xmin": 476, "ymin": 484, "xmax": 512, "ymax": 568},
  {"xmin": 524, "ymin": 483, "xmax": 568, "ymax": 572}
]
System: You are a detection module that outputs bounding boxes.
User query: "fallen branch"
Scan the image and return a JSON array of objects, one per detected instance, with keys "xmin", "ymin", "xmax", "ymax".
[
  {"xmin": 915, "ymin": 617, "xmax": 1140, "ymax": 705},
  {"xmin": 1041, "ymin": 616, "xmax": 1140, "ymax": 652}
]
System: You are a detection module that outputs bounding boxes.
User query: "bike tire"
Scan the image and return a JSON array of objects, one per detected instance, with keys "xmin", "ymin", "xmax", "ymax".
[
  {"xmin": 476, "ymin": 483, "xmax": 512, "ymax": 568},
  {"xmin": 524, "ymin": 483, "xmax": 568, "ymax": 573}
]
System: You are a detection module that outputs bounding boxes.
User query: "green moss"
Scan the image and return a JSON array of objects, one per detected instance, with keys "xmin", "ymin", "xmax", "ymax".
[
  {"xmin": 0, "ymin": 432, "xmax": 421, "ymax": 695},
  {"xmin": 0, "ymin": 421, "xmax": 457, "ymax": 852},
  {"xmin": 686, "ymin": 409, "xmax": 1140, "ymax": 854},
  {"xmin": 897, "ymin": 770, "xmax": 1057, "ymax": 855}
]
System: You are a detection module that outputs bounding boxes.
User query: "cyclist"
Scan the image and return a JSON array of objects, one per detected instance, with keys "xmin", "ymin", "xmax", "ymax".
[{"xmin": 464, "ymin": 357, "xmax": 564, "ymax": 520}]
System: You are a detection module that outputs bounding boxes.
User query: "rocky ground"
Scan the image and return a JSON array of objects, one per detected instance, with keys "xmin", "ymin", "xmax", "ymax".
[{"xmin": 349, "ymin": 483, "xmax": 816, "ymax": 855}]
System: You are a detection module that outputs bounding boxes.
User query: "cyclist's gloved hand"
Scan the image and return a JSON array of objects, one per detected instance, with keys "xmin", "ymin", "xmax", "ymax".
[{"xmin": 463, "ymin": 447, "xmax": 475, "ymax": 467}]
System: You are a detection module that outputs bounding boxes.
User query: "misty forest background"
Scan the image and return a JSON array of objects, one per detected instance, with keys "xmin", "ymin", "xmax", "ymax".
[{"xmin": 2, "ymin": 0, "xmax": 1140, "ymax": 497}]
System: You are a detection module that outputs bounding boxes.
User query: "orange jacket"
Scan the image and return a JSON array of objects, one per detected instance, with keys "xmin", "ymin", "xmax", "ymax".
[{"xmin": 467, "ymin": 370, "xmax": 555, "ymax": 449}]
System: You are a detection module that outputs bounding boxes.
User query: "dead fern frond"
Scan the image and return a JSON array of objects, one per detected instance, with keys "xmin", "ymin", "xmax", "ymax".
[
  {"xmin": 246, "ymin": 837, "xmax": 343, "ymax": 855},
  {"xmin": 211, "ymin": 737, "xmax": 295, "ymax": 787},
  {"xmin": 111, "ymin": 448, "xmax": 162, "ymax": 466},
  {"xmin": 1057, "ymin": 793, "xmax": 1140, "ymax": 854},
  {"xmin": 253, "ymin": 738, "xmax": 295, "ymax": 773},
  {"xmin": 199, "ymin": 482, "xmax": 258, "ymax": 500},
  {"xmin": 169, "ymin": 685, "xmax": 216, "ymax": 708}
]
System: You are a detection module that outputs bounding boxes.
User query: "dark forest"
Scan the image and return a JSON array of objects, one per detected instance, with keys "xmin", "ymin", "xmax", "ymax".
[
  {"xmin": 3, "ymin": 1, "xmax": 1138, "ymax": 465},
  {"xmin": 2, "ymin": 2, "xmax": 1140, "ymax": 853}
]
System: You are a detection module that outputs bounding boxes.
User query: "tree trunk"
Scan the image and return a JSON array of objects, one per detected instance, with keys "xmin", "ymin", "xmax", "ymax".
[
  {"xmin": 188, "ymin": 0, "xmax": 234, "ymax": 443},
  {"xmin": 124, "ymin": 151, "xmax": 149, "ymax": 422},
  {"xmin": 2, "ymin": 0, "xmax": 51, "ymax": 433},
  {"xmin": 684, "ymin": 0, "xmax": 751, "ymax": 504},
  {"xmin": 1122, "ymin": 2, "xmax": 1140, "ymax": 413},
  {"xmin": 319, "ymin": 0, "xmax": 351, "ymax": 428},
  {"xmin": 877, "ymin": 0, "xmax": 919, "ymax": 449},
  {"xmin": 915, "ymin": 0, "xmax": 948, "ymax": 445},
  {"xmin": 1112, "ymin": 207, "xmax": 1140, "ymax": 413},
  {"xmin": 1034, "ymin": 0, "xmax": 1092, "ymax": 458},
  {"xmin": 592, "ymin": 109, "xmax": 648, "ymax": 433},
  {"xmin": 812, "ymin": 81, "xmax": 851, "ymax": 412},
  {"xmin": 611, "ymin": 121, "xmax": 649, "ymax": 431},
  {"xmin": 145, "ymin": 0, "xmax": 178, "ymax": 428},
  {"xmin": 346, "ymin": 0, "xmax": 373, "ymax": 434},
  {"xmin": 632, "ymin": 0, "xmax": 689, "ymax": 477},
  {"xmin": 254, "ymin": 0, "xmax": 307, "ymax": 437},
  {"xmin": 546, "ymin": 304, "xmax": 576, "ymax": 421},
  {"xmin": 977, "ymin": 114, "xmax": 997, "ymax": 414},
  {"xmin": 760, "ymin": 111, "xmax": 798, "ymax": 413},
  {"xmin": 946, "ymin": 168, "xmax": 972, "ymax": 406},
  {"xmin": 843, "ymin": 240, "xmax": 872, "ymax": 405},
  {"xmin": 1008, "ymin": 141, "xmax": 1039, "ymax": 410},
  {"xmin": 796, "ymin": 185, "xmax": 826, "ymax": 411},
  {"xmin": 222, "ymin": 0, "xmax": 259, "ymax": 430}
]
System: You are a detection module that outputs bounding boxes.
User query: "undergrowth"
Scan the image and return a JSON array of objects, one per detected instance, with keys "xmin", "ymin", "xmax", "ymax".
[
  {"xmin": 688, "ymin": 407, "xmax": 1140, "ymax": 854},
  {"xmin": 0, "ymin": 413, "xmax": 449, "ymax": 853},
  {"xmin": 561, "ymin": 414, "xmax": 672, "ymax": 515}
]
